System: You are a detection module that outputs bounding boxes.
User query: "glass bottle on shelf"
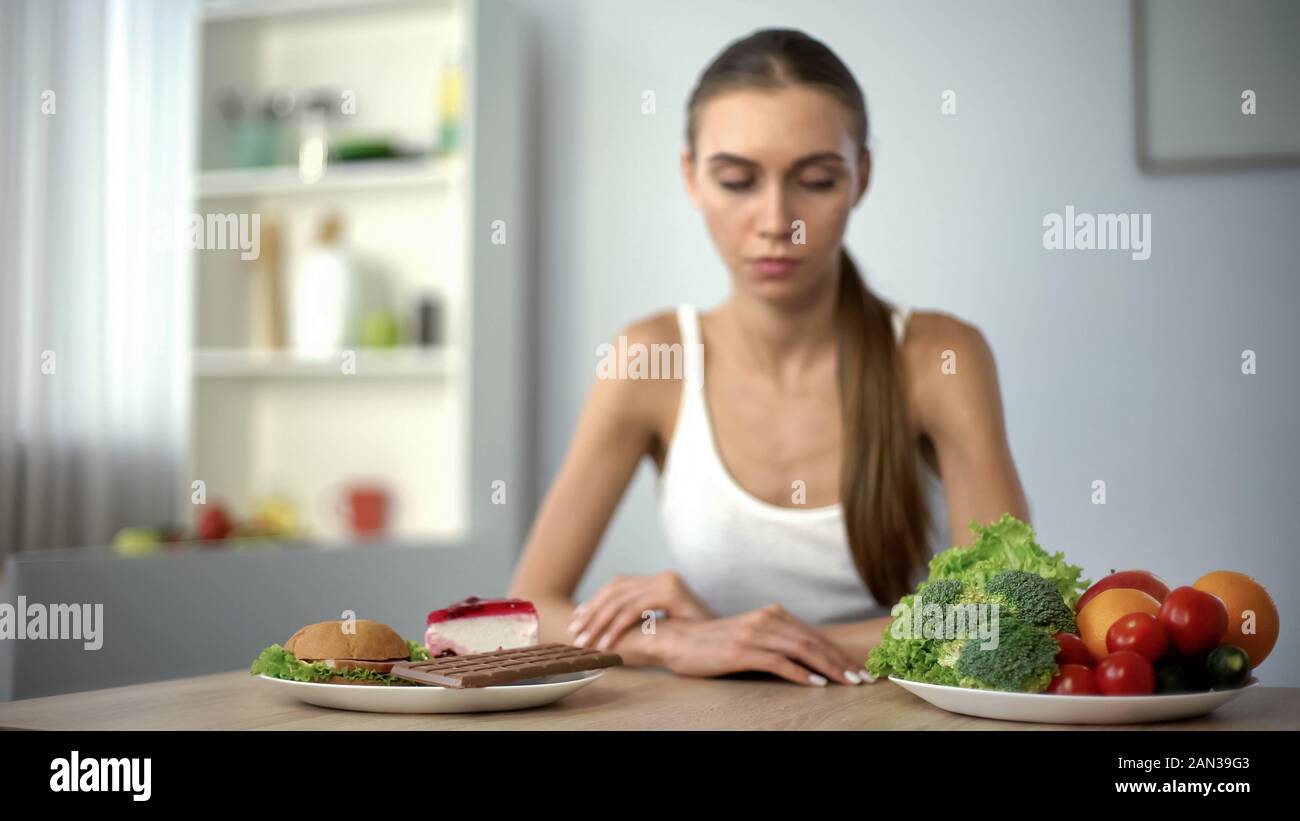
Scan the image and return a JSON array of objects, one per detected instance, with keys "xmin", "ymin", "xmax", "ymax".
[
  {"xmin": 436, "ymin": 46, "xmax": 464, "ymax": 155},
  {"xmin": 297, "ymin": 91, "xmax": 337, "ymax": 184}
]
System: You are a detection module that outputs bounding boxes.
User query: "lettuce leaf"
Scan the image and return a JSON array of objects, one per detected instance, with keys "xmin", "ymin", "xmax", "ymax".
[
  {"xmin": 249, "ymin": 644, "xmax": 332, "ymax": 682},
  {"xmin": 928, "ymin": 513, "xmax": 1090, "ymax": 608},
  {"xmin": 407, "ymin": 639, "xmax": 430, "ymax": 662},
  {"xmin": 250, "ymin": 639, "xmax": 428, "ymax": 686},
  {"xmin": 865, "ymin": 594, "xmax": 961, "ymax": 685}
]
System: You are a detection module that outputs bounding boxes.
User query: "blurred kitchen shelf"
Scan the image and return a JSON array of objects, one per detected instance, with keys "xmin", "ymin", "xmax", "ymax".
[
  {"xmin": 186, "ymin": 0, "xmax": 524, "ymax": 551},
  {"xmin": 196, "ymin": 156, "xmax": 462, "ymax": 199},
  {"xmin": 193, "ymin": 346, "xmax": 461, "ymax": 379}
]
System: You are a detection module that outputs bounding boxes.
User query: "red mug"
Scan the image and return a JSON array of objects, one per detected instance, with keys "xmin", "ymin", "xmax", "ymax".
[{"xmin": 334, "ymin": 483, "xmax": 391, "ymax": 539}]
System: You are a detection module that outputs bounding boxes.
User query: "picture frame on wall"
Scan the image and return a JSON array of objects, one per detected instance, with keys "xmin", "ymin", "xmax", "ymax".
[{"xmin": 1135, "ymin": 0, "xmax": 1300, "ymax": 173}]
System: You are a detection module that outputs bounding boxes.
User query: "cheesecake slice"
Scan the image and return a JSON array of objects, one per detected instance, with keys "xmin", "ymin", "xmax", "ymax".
[{"xmin": 424, "ymin": 596, "xmax": 539, "ymax": 657}]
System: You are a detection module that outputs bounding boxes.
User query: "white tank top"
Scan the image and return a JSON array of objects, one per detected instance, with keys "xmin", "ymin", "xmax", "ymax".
[{"xmin": 656, "ymin": 303, "xmax": 950, "ymax": 625}]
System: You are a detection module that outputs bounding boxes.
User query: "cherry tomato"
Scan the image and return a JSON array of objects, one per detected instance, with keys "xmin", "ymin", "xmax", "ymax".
[
  {"xmin": 1096, "ymin": 651, "xmax": 1156, "ymax": 695},
  {"xmin": 1106, "ymin": 612, "xmax": 1168, "ymax": 664},
  {"xmin": 1158, "ymin": 587, "xmax": 1228, "ymax": 658},
  {"xmin": 1054, "ymin": 632, "xmax": 1093, "ymax": 667},
  {"xmin": 1048, "ymin": 663, "xmax": 1099, "ymax": 694}
]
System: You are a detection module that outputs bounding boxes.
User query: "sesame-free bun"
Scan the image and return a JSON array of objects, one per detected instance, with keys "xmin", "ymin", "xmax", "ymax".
[{"xmin": 284, "ymin": 619, "xmax": 409, "ymax": 662}]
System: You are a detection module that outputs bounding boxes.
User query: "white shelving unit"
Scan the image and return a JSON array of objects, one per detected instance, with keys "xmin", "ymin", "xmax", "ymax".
[
  {"xmin": 193, "ymin": 346, "xmax": 461, "ymax": 379},
  {"xmin": 186, "ymin": 0, "xmax": 529, "ymax": 552},
  {"xmin": 196, "ymin": 155, "xmax": 462, "ymax": 199}
]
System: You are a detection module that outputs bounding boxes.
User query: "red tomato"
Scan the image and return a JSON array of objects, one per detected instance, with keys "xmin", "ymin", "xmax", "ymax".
[
  {"xmin": 1047, "ymin": 663, "xmax": 1099, "ymax": 694},
  {"xmin": 1054, "ymin": 632, "xmax": 1093, "ymax": 667},
  {"xmin": 1096, "ymin": 651, "xmax": 1156, "ymax": 695},
  {"xmin": 1106, "ymin": 612, "xmax": 1168, "ymax": 663},
  {"xmin": 1158, "ymin": 587, "xmax": 1228, "ymax": 658}
]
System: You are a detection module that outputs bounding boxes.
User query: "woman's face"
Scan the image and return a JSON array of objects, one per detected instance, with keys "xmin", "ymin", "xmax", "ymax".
[{"xmin": 682, "ymin": 84, "xmax": 870, "ymax": 306}]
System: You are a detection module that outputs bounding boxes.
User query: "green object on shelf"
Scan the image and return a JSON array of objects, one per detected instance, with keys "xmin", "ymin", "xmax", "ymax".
[
  {"xmin": 359, "ymin": 311, "xmax": 401, "ymax": 347},
  {"xmin": 333, "ymin": 137, "xmax": 400, "ymax": 162},
  {"xmin": 234, "ymin": 120, "xmax": 281, "ymax": 167}
]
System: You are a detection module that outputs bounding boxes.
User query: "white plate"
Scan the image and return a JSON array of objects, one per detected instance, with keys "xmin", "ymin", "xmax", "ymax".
[
  {"xmin": 255, "ymin": 670, "xmax": 605, "ymax": 714},
  {"xmin": 889, "ymin": 676, "xmax": 1259, "ymax": 725}
]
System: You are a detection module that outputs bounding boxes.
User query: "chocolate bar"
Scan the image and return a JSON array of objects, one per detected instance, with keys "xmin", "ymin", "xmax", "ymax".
[{"xmin": 389, "ymin": 643, "xmax": 622, "ymax": 688}]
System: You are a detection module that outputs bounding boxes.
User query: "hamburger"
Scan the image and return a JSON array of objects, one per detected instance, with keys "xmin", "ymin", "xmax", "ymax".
[{"xmin": 250, "ymin": 619, "xmax": 430, "ymax": 685}]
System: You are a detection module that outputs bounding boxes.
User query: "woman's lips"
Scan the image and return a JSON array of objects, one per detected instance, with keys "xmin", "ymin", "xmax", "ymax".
[{"xmin": 748, "ymin": 257, "xmax": 801, "ymax": 277}]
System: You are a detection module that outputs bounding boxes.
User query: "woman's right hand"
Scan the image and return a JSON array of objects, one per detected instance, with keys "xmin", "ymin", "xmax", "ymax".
[{"xmin": 653, "ymin": 604, "xmax": 864, "ymax": 686}]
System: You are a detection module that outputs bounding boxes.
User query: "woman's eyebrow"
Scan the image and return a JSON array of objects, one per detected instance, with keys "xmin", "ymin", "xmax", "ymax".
[{"xmin": 706, "ymin": 151, "xmax": 847, "ymax": 171}]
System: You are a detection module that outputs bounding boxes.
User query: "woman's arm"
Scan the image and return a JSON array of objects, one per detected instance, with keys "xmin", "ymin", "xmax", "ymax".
[
  {"xmin": 507, "ymin": 320, "xmax": 669, "ymax": 658},
  {"xmin": 909, "ymin": 313, "xmax": 1031, "ymax": 540}
]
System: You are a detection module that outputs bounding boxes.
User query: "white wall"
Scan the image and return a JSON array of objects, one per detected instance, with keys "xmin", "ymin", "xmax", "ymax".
[{"xmin": 522, "ymin": 0, "xmax": 1300, "ymax": 684}]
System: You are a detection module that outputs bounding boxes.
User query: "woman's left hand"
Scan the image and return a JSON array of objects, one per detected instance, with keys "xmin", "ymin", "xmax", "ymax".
[{"xmin": 568, "ymin": 570, "xmax": 716, "ymax": 651}]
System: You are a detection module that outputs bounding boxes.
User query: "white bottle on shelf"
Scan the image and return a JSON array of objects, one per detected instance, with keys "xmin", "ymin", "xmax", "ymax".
[{"xmin": 290, "ymin": 214, "xmax": 353, "ymax": 354}]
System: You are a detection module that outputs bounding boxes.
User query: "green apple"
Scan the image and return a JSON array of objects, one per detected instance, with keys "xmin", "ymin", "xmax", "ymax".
[{"xmin": 359, "ymin": 311, "xmax": 400, "ymax": 347}]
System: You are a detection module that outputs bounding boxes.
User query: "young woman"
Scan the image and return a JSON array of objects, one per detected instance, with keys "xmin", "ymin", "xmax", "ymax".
[{"xmin": 509, "ymin": 28, "xmax": 1029, "ymax": 686}]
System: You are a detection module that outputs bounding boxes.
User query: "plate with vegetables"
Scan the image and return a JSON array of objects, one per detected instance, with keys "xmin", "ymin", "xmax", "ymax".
[{"xmin": 867, "ymin": 515, "xmax": 1274, "ymax": 725}]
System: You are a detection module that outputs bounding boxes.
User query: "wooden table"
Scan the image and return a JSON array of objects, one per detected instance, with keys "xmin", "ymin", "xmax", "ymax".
[{"xmin": 2, "ymin": 667, "xmax": 1298, "ymax": 730}]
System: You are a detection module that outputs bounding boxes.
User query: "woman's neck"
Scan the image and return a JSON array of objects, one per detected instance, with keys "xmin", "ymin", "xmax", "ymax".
[{"xmin": 720, "ymin": 256, "xmax": 842, "ymax": 382}]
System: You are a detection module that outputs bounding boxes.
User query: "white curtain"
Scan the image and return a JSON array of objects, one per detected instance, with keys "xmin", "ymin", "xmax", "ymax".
[{"xmin": 0, "ymin": 0, "xmax": 198, "ymax": 556}]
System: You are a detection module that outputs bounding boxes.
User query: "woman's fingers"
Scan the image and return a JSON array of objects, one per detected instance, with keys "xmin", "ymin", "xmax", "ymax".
[
  {"xmin": 591, "ymin": 604, "xmax": 649, "ymax": 652},
  {"xmin": 769, "ymin": 606, "xmax": 861, "ymax": 679},
  {"xmin": 571, "ymin": 590, "xmax": 634, "ymax": 648},
  {"xmin": 753, "ymin": 626, "xmax": 858, "ymax": 685},
  {"xmin": 742, "ymin": 649, "xmax": 828, "ymax": 687},
  {"xmin": 567, "ymin": 580, "xmax": 625, "ymax": 638},
  {"xmin": 752, "ymin": 609, "xmax": 862, "ymax": 685}
]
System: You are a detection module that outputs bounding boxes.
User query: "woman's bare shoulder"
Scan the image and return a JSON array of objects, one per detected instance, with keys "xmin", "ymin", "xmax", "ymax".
[
  {"xmin": 900, "ymin": 309, "xmax": 984, "ymax": 360},
  {"xmin": 597, "ymin": 308, "xmax": 687, "ymax": 424},
  {"xmin": 898, "ymin": 308, "xmax": 1000, "ymax": 433},
  {"xmin": 618, "ymin": 309, "xmax": 683, "ymax": 348}
]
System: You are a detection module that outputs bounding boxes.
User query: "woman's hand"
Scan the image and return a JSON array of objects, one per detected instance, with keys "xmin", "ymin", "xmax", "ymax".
[
  {"xmin": 656, "ymin": 604, "xmax": 865, "ymax": 686},
  {"xmin": 568, "ymin": 570, "xmax": 715, "ymax": 651}
]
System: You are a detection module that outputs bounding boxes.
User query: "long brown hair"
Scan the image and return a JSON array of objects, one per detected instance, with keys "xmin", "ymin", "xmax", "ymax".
[{"xmin": 684, "ymin": 28, "xmax": 932, "ymax": 605}]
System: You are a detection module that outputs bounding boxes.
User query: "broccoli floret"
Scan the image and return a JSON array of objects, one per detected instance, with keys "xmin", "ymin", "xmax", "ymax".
[
  {"xmin": 983, "ymin": 569, "xmax": 1078, "ymax": 634},
  {"xmin": 916, "ymin": 577, "xmax": 965, "ymax": 608},
  {"xmin": 954, "ymin": 614, "xmax": 1059, "ymax": 692},
  {"xmin": 868, "ymin": 562, "xmax": 1076, "ymax": 691}
]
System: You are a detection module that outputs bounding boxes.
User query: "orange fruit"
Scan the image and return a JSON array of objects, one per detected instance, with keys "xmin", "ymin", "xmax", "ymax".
[
  {"xmin": 1077, "ymin": 588, "xmax": 1161, "ymax": 661},
  {"xmin": 1193, "ymin": 571, "xmax": 1279, "ymax": 667}
]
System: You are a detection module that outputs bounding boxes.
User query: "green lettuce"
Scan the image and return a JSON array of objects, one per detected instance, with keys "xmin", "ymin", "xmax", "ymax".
[
  {"xmin": 250, "ymin": 640, "xmax": 427, "ymax": 686},
  {"xmin": 928, "ymin": 513, "xmax": 1089, "ymax": 608},
  {"xmin": 250, "ymin": 644, "xmax": 331, "ymax": 682},
  {"xmin": 865, "ymin": 593, "xmax": 960, "ymax": 685},
  {"xmin": 407, "ymin": 639, "xmax": 430, "ymax": 662}
]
